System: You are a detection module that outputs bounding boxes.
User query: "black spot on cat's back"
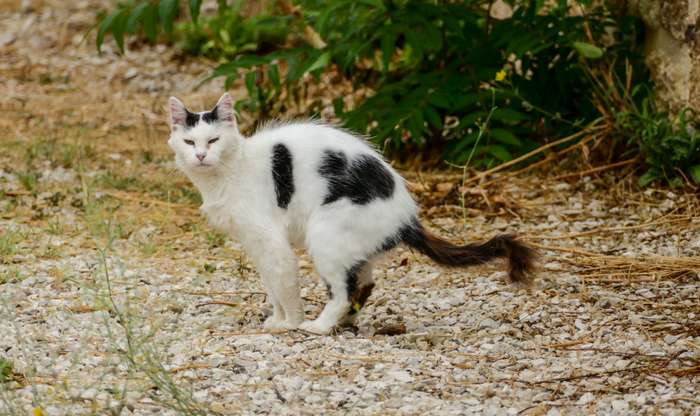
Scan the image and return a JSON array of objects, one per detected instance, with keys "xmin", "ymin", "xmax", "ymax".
[
  {"xmin": 272, "ymin": 144, "xmax": 295, "ymax": 209},
  {"xmin": 318, "ymin": 150, "xmax": 395, "ymax": 205}
]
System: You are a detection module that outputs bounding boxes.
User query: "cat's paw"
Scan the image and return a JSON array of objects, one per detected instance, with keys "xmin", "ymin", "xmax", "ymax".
[
  {"xmin": 298, "ymin": 319, "xmax": 333, "ymax": 335},
  {"xmin": 263, "ymin": 316, "xmax": 293, "ymax": 331},
  {"xmin": 339, "ymin": 313, "xmax": 358, "ymax": 327}
]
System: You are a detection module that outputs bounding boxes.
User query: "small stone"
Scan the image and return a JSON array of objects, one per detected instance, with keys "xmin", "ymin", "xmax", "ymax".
[
  {"xmin": 664, "ymin": 335, "xmax": 680, "ymax": 345},
  {"xmin": 387, "ymin": 370, "xmax": 413, "ymax": 383},
  {"xmin": 577, "ymin": 393, "xmax": 595, "ymax": 405},
  {"xmin": 479, "ymin": 318, "xmax": 499, "ymax": 330},
  {"xmin": 611, "ymin": 400, "xmax": 629, "ymax": 411}
]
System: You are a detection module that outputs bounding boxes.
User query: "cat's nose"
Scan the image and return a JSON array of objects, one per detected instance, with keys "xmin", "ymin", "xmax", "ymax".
[{"xmin": 196, "ymin": 153, "xmax": 206, "ymax": 161}]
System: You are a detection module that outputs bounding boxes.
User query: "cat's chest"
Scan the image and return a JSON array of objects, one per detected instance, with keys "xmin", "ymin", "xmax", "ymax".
[{"xmin": 199, "ymin": 198, "xmax": 245, "ymax": 236}]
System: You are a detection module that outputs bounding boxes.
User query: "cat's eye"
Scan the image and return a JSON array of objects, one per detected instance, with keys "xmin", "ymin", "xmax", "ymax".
[
  {"xmin": 184, "ymin": 139, "xmax": 194, "ymax": 146},
  {"xmin": 208, "ymin": 137, "xmax": 219, "ymax": 144}
]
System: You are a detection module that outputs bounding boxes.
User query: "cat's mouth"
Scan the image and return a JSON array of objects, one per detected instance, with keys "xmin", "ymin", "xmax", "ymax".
[{"xmin": 194, "ymin": 161, "xmax": 214, "ymax": 169}]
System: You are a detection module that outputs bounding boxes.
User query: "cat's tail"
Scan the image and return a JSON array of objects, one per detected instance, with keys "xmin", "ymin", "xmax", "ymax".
[{"xmin": 401, "ymin": 221, "xmax": 536, "ymax": 286}]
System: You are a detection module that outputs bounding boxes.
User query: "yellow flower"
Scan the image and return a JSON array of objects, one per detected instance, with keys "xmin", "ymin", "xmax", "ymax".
[
  {"xmin": 495, "ymin": 70, "xmax": 507, "ymax": 82},
  {"xmin": 33, "ymin": 407, "xmax": 44, "ymax": 416}
]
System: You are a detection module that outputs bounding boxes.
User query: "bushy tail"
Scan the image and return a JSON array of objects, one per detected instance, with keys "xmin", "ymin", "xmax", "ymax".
[{"xmin": 401, "ymin": 221, "xmax": 536, "ymax": 286}]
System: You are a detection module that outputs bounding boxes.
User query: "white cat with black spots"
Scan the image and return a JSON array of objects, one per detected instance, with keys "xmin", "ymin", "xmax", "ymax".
[{"xmin": 168, "ymin": 93, "xmax": 535, "ymax": 335}]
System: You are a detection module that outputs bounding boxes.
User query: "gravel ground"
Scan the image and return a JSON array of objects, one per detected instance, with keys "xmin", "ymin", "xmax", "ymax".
[{"xmin": 1, "ymin": 2, "xmax": 699, "ymax": 415}]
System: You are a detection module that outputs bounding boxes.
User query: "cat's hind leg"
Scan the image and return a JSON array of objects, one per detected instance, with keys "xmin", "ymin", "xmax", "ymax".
[
  {"xmin": 299, "ymin": 259, "xmax": 355, "ymax": 334},
  {"xmin": 300, "ymin": 241, "xmax": 377, "ymax": 334},
  {"xmin": 339, "ymin": 261, "xmax": 375, "ymax": 327}
]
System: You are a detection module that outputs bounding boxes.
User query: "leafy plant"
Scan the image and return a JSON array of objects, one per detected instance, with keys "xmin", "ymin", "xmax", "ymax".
[
  {"xmin": 620, "ymin": 104, "xmax": 700, "ymax": 186},
  {"xmin": 587, "ymin": 60, "xmax": 700, "ymax": 186},
  {"xmin": 208, "ymin": 0, "xmax": 646, "ymax": 167},
  {"xmin": 95, "ymin": 0, "xmax": 697, "ymax": 183},
  {"xmin": 16, "ymin": 171, "xmax": 39, "ymax": 192},
  {"xmin": 177, "ymin": 4, "xmax": 293, "ymax": 61},
  {"xmin": 0, "ymin": 357, "xmax": 12, "ymax": 382}
]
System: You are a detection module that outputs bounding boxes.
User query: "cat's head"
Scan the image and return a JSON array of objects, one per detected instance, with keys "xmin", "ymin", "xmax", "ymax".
[{"xmin": 167, "ymin": 93, "xmax": 240, "ymax": 173}]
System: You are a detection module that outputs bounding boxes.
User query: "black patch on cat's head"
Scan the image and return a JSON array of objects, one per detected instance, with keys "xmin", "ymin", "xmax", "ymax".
[
  {"xmin": 271, "ymin": 143, "xmax": 295, "ymax": 209},
  {"xmin": 185, "ymin": 110, "xmax": 200, "ymax": 128},
  {"xmin": 318, "ymin": 150, "xmax": 394, "ymax": 205},
  {"xmin": 201, "ymin": 106, "xmax": 219, "ymax": 124},
  {"xmin": 183, "ymin": 107, "xmax": 218, "ymax": 129}
]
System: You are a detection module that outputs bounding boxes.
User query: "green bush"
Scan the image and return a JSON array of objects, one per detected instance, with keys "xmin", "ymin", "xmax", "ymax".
[
  {"xmin": 619, "ymin": 103, "xmax": 700, "ymax": 187},
  {"xmin": 177, "ymin": 3, "xmax": 293, "ymax": 61},
  {"xmin": 95, "ymin": 0, "xmax": 699, "ymax": 184}
]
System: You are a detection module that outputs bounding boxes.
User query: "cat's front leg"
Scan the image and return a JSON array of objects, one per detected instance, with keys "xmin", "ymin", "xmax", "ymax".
[
  {"xmin": 262, "ymin": 294, "xmax": 287, "ymax": 330},
  {"xmin": 241, "ymin": 231, "xmax": 304, "ymax": 331}
]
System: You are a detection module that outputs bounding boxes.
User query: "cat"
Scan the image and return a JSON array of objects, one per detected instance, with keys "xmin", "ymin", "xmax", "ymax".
[{"xmin": 167, "ymin": 92, "xmax": 536, "ymax": 335}]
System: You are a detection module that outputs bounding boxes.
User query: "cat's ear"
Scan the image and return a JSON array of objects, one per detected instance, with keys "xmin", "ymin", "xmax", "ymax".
[
  {"xmin": 169, "ymin": 96, "xmax": 188, "ymax": 129},
  {"xmin": 214, "ymin": 92, "xmax": 237, "ymax": 127}
]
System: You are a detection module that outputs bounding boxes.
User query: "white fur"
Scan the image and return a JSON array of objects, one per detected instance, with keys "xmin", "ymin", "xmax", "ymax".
[{"xmin": 168, "ymin": 93, "xmax": 417, "ymax": 334}]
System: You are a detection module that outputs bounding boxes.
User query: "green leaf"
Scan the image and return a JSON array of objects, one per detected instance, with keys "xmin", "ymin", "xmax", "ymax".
[
  {"xmin": 284, "ymin": 53, "xmax": 300, "ymax": 82},
  {"xmin": 638, "ymin": 170, "xmax": 658, "ymax": 187},
  {"xmin": 492, "ymin": 108, "xmax": 531, "ymax": 123},
  {"xmin": 244, "ymin": 71, "xmax": 257, "ymax": 95},
  {"xmin": 404, "ymin": 30, "xmax": 423, "ymax": 63},
  {"xmin": 306, "ymin": 51, "xmax": 330, "ymax": 74},
  {"xmin": 488, "ymin": 145, "xmax": 513, "ymax": 161},
  {"xmin": 380, "ymin": 30, "xmax": 397, "ymax": 72},
  {"xmin": 189, "ymin": 0, "xmax": 202, "ymax": 23},
  {"xmin": 126, "ymin": 2, "xmax": 148, "ymax": 34},
  {"xmin": 0, "ymin": 357, "xmax": 12, "ymax": 382},
  {"xmin": 406, "ymin": 111, "xmax": 426, "ymax": 144},
  {"xmin": 356, "ymin": 0, "xmax": 386, "ymax": 11},
  {"xmin": 424, "ymin": 106, "xmax": 442, "ymax": 129},
  {"xmin": 111, "ymin": 10, "xmax": 129, "ymax": 53},
  {"xmin": 427, "ymin": 90, "xmax": 452, "ymax": 110},
  {"xmin": 333, "ymin": 97, "xmax": 344, "ymax": 116},
  {"xmin": 459, "ymin": 111, "xmax": 487, "ymax": 129},
  {"xmin": 267, "ymin": 64, "xmax": 280, "ymax": 90},
  {"xmin": 689, "ymin": 165, "xmax": 700, "ymax": 184},
  {"xmin": 534, "ymin": 0, "xmax": 545, "ymax": 12},
  {"xmin": 572, "ymin": 41, "xmax": 604, "ymax": 59},
  {"xmin": 211, "ymin": 56, "xmax": 270, "ymax": 78},
  {"xmin": 422, "ymin": 24, "xmax": 443, "ymax": 52},
  {"xmin": 96, "ymin": 10, "xmax": 119, "ymax": 52},
  {"xmin": 490, "ymin": 128, "xmax": 522, "ymax": 147},
  {"xmin": 142, "ymin": 4, "xmax": 158, "ymax": 42},
  {"xmin": 159, "ymin": 0, "xmax": 179, "ymax": 35},
  {"xmin": 452, "ymin": 93, "xmax": 480, "ymax": 111}
]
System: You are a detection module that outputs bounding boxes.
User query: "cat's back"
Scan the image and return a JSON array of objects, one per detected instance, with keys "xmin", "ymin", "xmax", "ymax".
[{"xmin": 247, "ymin": 121, "xmax": 375, "ymax": 159}]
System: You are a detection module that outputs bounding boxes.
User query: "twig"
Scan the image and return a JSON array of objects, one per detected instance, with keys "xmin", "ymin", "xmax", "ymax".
[
  {"xmin": 170, "ymin": 363, "xmax": 211, "ymax": 374},
  {"xmin": 551, "ymin": 158, "xmax": 637, "ymax": 181},
  {"xmin": 462, "ymin": 125, "xmax": 604, "ymax": 186},
  {"xmin": 536, "ymin": 214, "xmax": 691, "ymax": 240},
  {"xmin": 2, "ymin": 190, "xmax": 31, "ymax": 196},
  {"xmin": 179, "ymin": 290, "xmax": 266, "ymax": 297},
  {"xmin": 101, "ymin": 190, "xmax": 197, "ymax": 210},
  {"xmin": 524, "ymin": 242, "xmax": 603, "ymax": 257},
  {"xmin": 529, "ymin": 366, "xmax": 645, "ymax": 384},
  {"xmin": 480, "ymin": 132, "xmax": 600, "ymax": 188},
  {"xmin": 195, "ymin": 300, "xmax": 240, "ymax": 308}
]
